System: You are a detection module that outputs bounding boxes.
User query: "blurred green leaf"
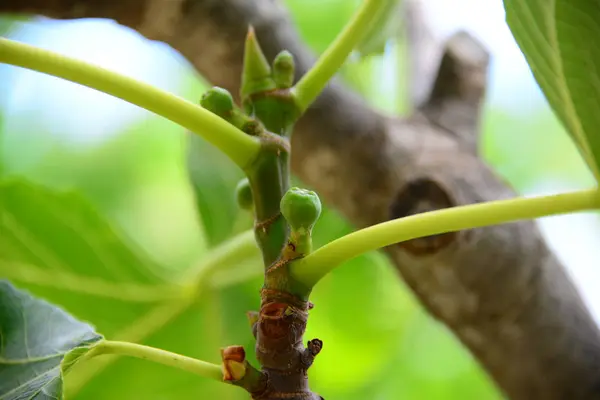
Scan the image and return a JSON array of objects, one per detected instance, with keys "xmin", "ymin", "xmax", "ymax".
[
  {"xmin": 186, "ymin": 133, "xmax": 244, "ymax": 247},
  {"xmin": 0, "ymin": 15, "xmax": 28, "ymax": 37},
  {"xmin": 481, "ymin": 108, "xmax": 596, "ymax": 190},
  {"xmin": 504, "ymin": 0, "xmax": 600, "ymax": 178},
  {"xmin": 307, "ymin": 251, "xmax": 415, "ymax": 394},
  {"xmin": 284, "ymin": 0, "xmax": 357, "ymax": 54},
  {"xmin": 356, "ymin": 0, "xmax": 403, "ymax": 57},
  {"xmin": 390, "ymin": 314, "xmax": 502, "ymax": 400},
  {"xmin": 0, "ymin": 114, "xmax": 4, "ymax": 178},
  {"xmin": 283, "ymin": 0, "xmax": 400, "ymax": 112},
  {"xmin": 0, "ymin": 18, "xmax": 13, "ymax": 36},
  {"xmin": 0, "ymin": 179, "xmax": 171, "ymax": 291},
  {"xmin": 305, "ymin": 206, "xmax": 413, "ymax": 395},
  {"xmin": 1, "ymin": 118, "xmax": 207, "ymax": 269},
  {"xmin": 0, "ymin": 280, "xmax": 102, "ymax": 400},
  {"xmin": 0, "ymin": 180, "xmax": 260, "ymax": 399}
]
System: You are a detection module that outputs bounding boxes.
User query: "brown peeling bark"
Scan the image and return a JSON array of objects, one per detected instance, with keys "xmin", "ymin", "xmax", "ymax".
[
  {"xmin": 252, "ymin": 289, "xmax": 321, "ymax": 400},
  {"xmin": 3, "ymin": 1, "xmax": 600, "ymax": 399}
]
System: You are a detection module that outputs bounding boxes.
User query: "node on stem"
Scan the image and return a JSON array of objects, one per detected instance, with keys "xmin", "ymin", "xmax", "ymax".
[
  {"xmin": 240, "ymin": 28, "xmax": 301, "ymax": 135},
  {"xmin": 221, "ymin": 346, "xmax": 247, "ymax": 381}
]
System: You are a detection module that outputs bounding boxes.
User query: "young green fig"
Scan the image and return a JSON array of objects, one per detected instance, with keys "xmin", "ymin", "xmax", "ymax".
[
  {"xmin": 235, "ymin": 178, "xmax": 254, "ymax": 211},
  {"xmin": 272, "ymin": 50, "xmax": 295, "ymax": 89},
  {"xmin": 280, "ymin": 187, "xmax": 321, "ymax": 233},
  {"xmin": 200, "ymin": 87, "xmax": 234, "ymax": 118}
]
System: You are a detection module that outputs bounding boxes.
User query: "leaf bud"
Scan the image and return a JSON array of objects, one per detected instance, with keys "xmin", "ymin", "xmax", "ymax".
[{"xmin": 272, "ymin": 50, "xmax": 295, "ymax": 89}]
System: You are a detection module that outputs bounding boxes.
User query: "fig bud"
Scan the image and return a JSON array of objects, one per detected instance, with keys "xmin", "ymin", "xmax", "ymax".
[
  {"xmin": 272, "ymin": 50, "xmax": 295, "ymax": 89},
  {"xmin": 235, "ymin": 178, "xmax": 253, "ymax": 211},
  {"xmin": 200, "ymin": 87, "xmax": 234, "ymax": 118},
  {"xmin": 280, "ymin": 187, "xmax": 321, "ymax": 232}
]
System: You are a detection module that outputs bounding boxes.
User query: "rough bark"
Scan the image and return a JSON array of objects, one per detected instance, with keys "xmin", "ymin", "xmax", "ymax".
[{"xmin": 3, "ymin": 1, "xmax": 600, "ymax": 399}]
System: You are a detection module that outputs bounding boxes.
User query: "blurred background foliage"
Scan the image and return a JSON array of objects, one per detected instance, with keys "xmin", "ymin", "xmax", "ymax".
[{"xmin": 1, "ymin": 0, "xmax": 599, "ymax": 399}]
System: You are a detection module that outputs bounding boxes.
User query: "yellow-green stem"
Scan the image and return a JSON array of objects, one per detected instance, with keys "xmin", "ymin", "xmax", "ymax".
[
  {"xmin": 85, "ymin": 340, "xmax": 223, "ymax": 381},
  {"xmin": 0, "ymin": 38, "xmax": 260, "ymax": 169},
  {"xmin": 292, "ymin": 0, "xmax": 384, "ymax": 112},
  {"xmin": 292, "ymin": 188, "xmax": 600, "ymax": 288}
]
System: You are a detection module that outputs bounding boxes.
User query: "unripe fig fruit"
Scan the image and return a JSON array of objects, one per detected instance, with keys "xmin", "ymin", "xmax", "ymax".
[
  {"xmin": 235, "ymin": 178, "xmax": 253, "ymax": 211},
  {"xmin": 280, "ymin": 187, "xmax": 321, "ymax": 231},
  {"xmin": 200, "ymin": 87, "xmax": 234, "ymax": 118}
]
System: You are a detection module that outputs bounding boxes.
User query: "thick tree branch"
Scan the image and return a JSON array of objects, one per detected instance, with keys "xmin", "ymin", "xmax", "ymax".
[
  {"xmin": 418, "ymin": 31, "xmax": 488, "ymax": 154},
  {"xmin": 3, "ymin": 1, "xmax": 600, "ymax": 399},
  {"xmin": 404, "ymin": 0, "xmax": 487, "ymax": 153},
  {"xmin": 403, "ymin": 0, "xmax": 444, "ymax": 108}
]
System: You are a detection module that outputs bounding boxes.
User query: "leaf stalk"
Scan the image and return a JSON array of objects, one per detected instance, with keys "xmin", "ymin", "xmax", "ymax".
[
  {"xmin": 292, "ymin": 188, "xmax": 600, "ymax": 288},
  {"xmin": 0, "ymin": 38, "xmax": 260, "ymax": 169}
]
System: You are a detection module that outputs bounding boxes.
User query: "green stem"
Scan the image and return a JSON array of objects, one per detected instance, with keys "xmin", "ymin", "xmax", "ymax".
[
  {"xmin": 0, "ymin": 38, "xmax": 260, "ymax": 169},
  {"xmin": 248, "ymin": 148, "xmax": 290, "ymax": 268},
  {"xmin": 292, "ymin": 0, "xmax": 384, "ymax": 112},
  {"xmin": 85, "ymin": 340, "xmax": 223, "ymax": 381},
  {"xmin": 291, "ymin": 188, "xmax": 600, "ymax": 288}
]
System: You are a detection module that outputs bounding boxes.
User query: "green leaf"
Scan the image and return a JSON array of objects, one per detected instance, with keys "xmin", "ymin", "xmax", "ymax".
[
  {"xmin": 0, "ymin": 180, "xmax": 261, "ymax": 399},
  {"xmin": 186, "ymin": 134, "xmax": 245, "ymax": 247},
  {"xmin": 503, "ymin": 0, "xmax": 600, "ymax": 178},
  {"xmin": 0, "ymin": 15, "xmax": 28, "ymax": 37},
  {"xmin": 284, "ymin": 0, "xmax": 358, "ymax": 54},
  {"xmin": 0, "ymin": 113, "xmax": 4, "ymax": 178},
  {"xmin": 356, "ymin": 0, "xmax": 403, "ymax": 57},
  {"xmin": 554, "ymin": 0, "xmax": 600, "ymax": 175},
  {"xmin": 0, "ymin": 280, "xmax": 103, "ymax": 400},
  {"xmin": 0, "ymin": 180, "xmax": 173, "ymax": 300}
]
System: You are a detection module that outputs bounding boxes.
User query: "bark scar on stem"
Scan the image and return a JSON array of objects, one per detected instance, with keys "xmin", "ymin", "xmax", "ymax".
[
  {"xmin": 255, "ymin": 212, "xmax": 282, "ymax": 233},
  {"xmin": 260, "ymin": 288, "xmax": 309, "ymax": 309},
  {"xmin": 300, "ymin": 338, "xmax": 323, "ymax": 369}
]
